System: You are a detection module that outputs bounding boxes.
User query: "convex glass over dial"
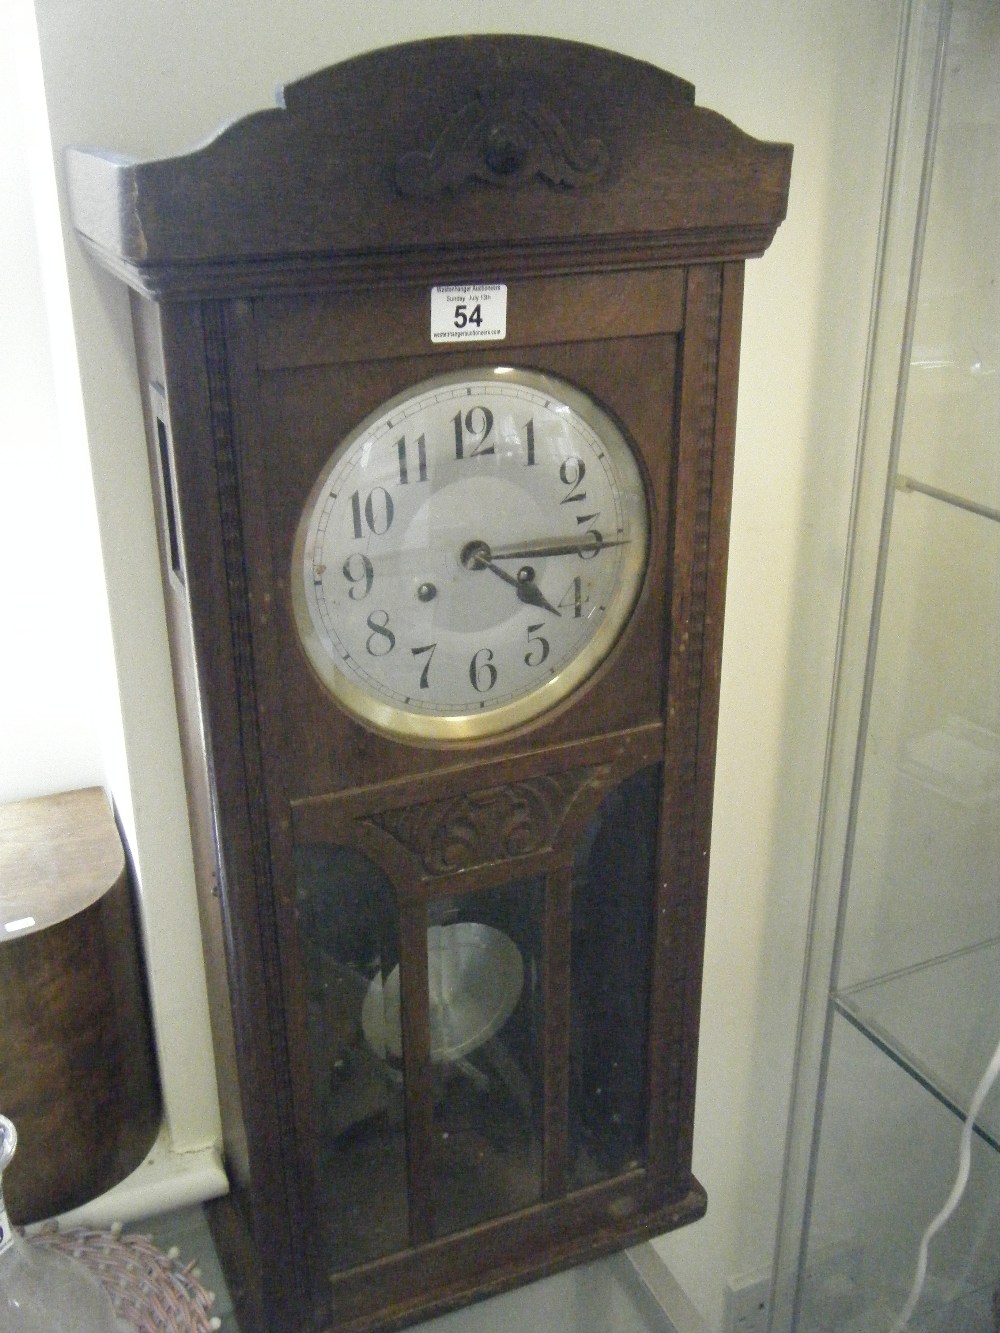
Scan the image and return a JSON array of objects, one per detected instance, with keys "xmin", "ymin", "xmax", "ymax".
[{"xmin": 291, "ymin": 366, "xmax": 648, "ymax": 740}]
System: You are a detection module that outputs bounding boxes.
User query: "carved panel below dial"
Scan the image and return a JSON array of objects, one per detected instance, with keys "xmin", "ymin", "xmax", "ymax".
[{"xmin": 362, "ymin": 768, "xmax": 610, "ymax": 880}]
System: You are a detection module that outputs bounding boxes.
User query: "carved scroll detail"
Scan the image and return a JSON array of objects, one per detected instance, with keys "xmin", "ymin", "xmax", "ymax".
[
  {"xmin": 364, "ymin": 769, "xmax": 599, "ymax": 877},
  {"xmin": 201, "ymin": 300, "xmax": 306, "ymax": 1239},
  {"xmin": 395, "ymin": 93, "xmax": 609, "ymax": 197}
]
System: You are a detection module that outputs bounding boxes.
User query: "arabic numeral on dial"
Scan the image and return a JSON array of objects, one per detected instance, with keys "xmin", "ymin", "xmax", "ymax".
[
  {"xmin": 469, "ymin": 647, "xmax": 497, "ymax": 693},
  {"xmin": 351, "ymin": 486, "xmax": 394, "ymax": 538},
  {"xmin": 558, "ymin": 575, "xmax": 586, "ymax": 618},
  {"xmin": 559, "ymin": 456, "xmax": 587, "ymax": 503},
  {"xmin": 411, "ymin": 642, "xmax": 436, "ymax": 689},
  {"xmin": 576, "ymin": 516, "xmax": 603, "ymax": 559},
  {"xmin": 342, "ymin": 553, "xmax": 374, "ymax": 600},
  {"xmin": 525, "ymin": 623, "xmax": 550, "ymax": 668},
  {"xmin": 365, "ymin": 610, "xmax": 396, "ymax": 656},
  {"xmin": 453, "ymin": 405, "xmax": 495, "ymax": 459},
  {"xmin": 524, "ymin": 417, "xmax": 535, "ymax": 466},
  {"xmin": 396, "ymin": 433, "xmax": 428, "ymax": 485}
]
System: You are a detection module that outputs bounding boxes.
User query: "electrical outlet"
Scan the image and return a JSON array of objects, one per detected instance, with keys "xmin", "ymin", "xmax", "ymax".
[{"xmin": 724, "ymin": 1270, "xmax": 771, "ymax": 1333}]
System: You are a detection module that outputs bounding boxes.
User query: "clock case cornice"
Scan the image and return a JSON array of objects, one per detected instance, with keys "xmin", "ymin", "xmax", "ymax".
[{"xmin": 66, "ymin": 35, "xmax": 792, "ymax": 298}]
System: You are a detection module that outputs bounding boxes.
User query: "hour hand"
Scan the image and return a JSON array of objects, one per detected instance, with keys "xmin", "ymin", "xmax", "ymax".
[
  {"xmin": 511, "ymin": 569, "xmax": 561, "ymax": 616},
  {"xmin": 461, "ymin": 541, "xmax": 561, "ymax": 616}
]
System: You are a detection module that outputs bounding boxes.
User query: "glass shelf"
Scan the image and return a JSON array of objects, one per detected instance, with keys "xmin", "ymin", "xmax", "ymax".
[{"xmin": 836, "ymin": 937, "xmax": 1000, "ymax": 1153}]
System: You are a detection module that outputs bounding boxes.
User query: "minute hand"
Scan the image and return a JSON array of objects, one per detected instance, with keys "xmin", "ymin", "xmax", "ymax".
[{"xmin": 489, "ymin": 535, "xmax": 628, "ymax": 560}]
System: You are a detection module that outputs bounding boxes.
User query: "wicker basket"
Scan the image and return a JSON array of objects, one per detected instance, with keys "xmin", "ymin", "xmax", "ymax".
[{"xmin": 30, "ymin": 1224, "xmax": 221, "ymax": 1332}]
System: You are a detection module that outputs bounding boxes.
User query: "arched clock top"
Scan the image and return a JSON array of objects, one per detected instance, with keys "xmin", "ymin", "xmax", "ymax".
[{"xmin": 66, "ymin": 35, "xmax": 791, "ymax": 295}]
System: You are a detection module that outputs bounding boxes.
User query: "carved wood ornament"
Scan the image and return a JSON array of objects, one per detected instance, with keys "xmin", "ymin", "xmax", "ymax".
[
  {"xmin": 365, "ymin": 769, "xmax": 601, "ymax": 878},
  {"xmin": 395, "ymin": 92, "xmax": 610, "ymax": 195}
]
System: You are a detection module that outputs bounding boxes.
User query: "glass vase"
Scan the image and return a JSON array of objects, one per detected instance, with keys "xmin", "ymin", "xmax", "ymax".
[{"xmin": 0, "ymin": 1116, "xmax": 124, "ymax": 1332}]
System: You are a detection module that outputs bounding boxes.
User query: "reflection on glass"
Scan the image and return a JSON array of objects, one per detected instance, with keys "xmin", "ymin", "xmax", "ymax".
[
  {"xmin": 428, "ymin": 879, "xmax": 545, "ymax": 1237},
  {"xmin": 295, "ymin": 844, "xmax": 408, "ymax": 1272},
  {"xmin": 799, "ymin": 1017, "xmax": 1000, "ymax": 1332},
  {"xmin": 569, "ymin": 765, "xmax": 659, "ymax": 1187},
  {"xmin": 840, "ymin": 497, "xmax": 1000, "ymax": 987}
]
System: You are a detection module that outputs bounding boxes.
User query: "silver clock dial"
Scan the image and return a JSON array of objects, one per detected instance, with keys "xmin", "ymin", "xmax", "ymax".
[{"xmin": 291, "ymin": 367, "xmax": 648, "ymax": 740}]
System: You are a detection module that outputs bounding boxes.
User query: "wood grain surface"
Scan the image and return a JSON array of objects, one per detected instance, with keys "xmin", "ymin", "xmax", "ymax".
[{"xmin": 0, "ymin": 789, "xmax": 160, "ymax": 1222}]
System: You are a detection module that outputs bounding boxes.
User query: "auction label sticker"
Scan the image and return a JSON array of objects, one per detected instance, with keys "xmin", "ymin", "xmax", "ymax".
[{"xmin": 430, "ymin": 284, "xmax": 507, "ymax": 343}]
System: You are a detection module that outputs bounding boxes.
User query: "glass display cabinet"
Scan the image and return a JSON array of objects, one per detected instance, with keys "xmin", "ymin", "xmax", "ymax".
[{"xmin": 774, "ymin": 0, "xmax": 1000, "ymax": 1328}]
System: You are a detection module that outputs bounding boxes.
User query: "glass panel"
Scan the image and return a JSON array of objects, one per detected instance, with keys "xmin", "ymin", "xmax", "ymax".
[
  {"xmin": 840, "ymin": 494, "xmax": 1000, "ymax": 989},
  {"xmin": 768, "ymin": 8, "xmax": 960, "ymax": 1315},
  {"xmin": 428, "ymin": 877, "xmax": 545, "ymax": 1236},
  {"xmin": 838, "ymin": 941, "xmax": 1000, "ymax": 1151},
  {"xmin": 295, "ymin": 844, "xmax": 408, "ymax": 1271},
  {"xmin": 568, "ymin": 765, "xmax": 659, "ymax": 1188},
  {"xmin": 799, "ymin": 1017, "xmax": 1000, "ymax": 1332},
  {"xmin": 899, "ymin": 1, "xmax": 1000, "ymax": 513}
]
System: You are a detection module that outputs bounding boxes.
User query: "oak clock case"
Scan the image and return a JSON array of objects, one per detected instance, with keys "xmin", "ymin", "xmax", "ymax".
[{"xmin": 66, "ymin": 36, "xmax": 791, "ymax": 1333}]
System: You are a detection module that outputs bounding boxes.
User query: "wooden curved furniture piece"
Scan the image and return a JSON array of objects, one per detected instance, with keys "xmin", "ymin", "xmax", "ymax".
[{"xmin": 0, "ymin": 788, "xmax": 160, "ymax": 1223}]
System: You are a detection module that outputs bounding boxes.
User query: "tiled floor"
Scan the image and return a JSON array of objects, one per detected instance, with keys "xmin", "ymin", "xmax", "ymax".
[
  {"xmin": 398, "ymin": 1252, "xmax": 679, "ymax": 1333},
  {"xmin": 140, "ymin": 1205, "xmax": 678, "ymax": 1333}
]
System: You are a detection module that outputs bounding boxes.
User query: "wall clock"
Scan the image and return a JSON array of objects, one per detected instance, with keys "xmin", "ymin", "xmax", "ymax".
[{"xmin": 67, "ymin": 36, "xmax": 790, "ymax": 1333}]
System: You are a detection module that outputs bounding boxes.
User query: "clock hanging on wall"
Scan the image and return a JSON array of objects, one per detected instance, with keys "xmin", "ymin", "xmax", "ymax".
[{"xmin": 67, "ymin": 36, "xmax": 790, "ymax": 1333}]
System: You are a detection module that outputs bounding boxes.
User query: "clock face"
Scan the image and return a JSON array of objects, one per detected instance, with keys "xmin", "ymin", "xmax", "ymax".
[{"xmin": 291, "ymin": 366, "xmax": 648, "ymax": 740}]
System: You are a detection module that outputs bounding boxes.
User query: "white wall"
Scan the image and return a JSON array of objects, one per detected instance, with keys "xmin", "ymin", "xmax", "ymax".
[
  {"xmin": 5, "ymin": 0, "xmax": 222, "ymax": 1172},
  {"xmin": 0, "ymin": 6, "xmax": 110, "ymax": 803},
  {"xmin": 16, "ymin": 1, "xmax": 904, "ymax": 1327}
]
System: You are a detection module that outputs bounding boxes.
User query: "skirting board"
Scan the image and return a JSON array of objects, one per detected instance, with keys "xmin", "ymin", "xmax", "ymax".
[
  {"xmin": 627, "ymin": 1243, "xmax": 711, "ymax": 1333},
  {"xmin": 44, "ymin": 1123, "xmax": 228, "ymax": 1230}
]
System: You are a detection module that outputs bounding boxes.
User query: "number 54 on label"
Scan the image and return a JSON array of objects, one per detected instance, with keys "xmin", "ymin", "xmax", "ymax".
[{"xmin": 430, "ymin": 284, "xmax": 507, "ymax": 343}]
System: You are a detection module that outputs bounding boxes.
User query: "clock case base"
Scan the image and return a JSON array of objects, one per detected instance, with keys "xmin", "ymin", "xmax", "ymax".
[
  {"xmin": 67, "ymin": 35, "xmax": 790, "ymax": 1333},
  {"xmin": 207, "ymin": 1175, "xmax": 707, "ymax": 1333}
]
